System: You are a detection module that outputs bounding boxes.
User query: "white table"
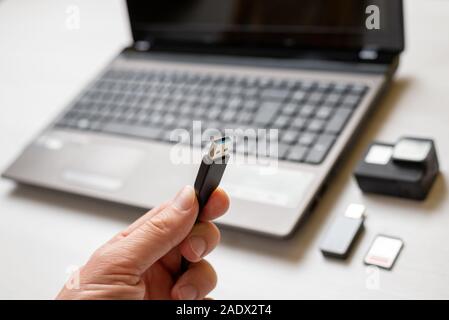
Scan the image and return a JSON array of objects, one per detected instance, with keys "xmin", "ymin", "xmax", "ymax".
[{"xmin": 1, "ymin": 0, "xmax": 448, "ymax": 299}]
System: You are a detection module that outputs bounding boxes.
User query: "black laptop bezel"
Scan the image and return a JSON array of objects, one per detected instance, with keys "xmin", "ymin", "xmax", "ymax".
[{"xmin": 125, "ymin": 0, "xmax": 404, "ymax": 65}]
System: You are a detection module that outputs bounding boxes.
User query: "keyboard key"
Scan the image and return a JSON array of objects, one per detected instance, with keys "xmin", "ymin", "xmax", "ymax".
[
  {"xmin": 243, "ymin": 99, "xmax": 259, "ymax": 111},
  {"xmin": 207, "ymin": 107, "xmax": 221, "ymax": 120},
  {"xmin": 305, "ymin": 134, "xmax": 336, "ymax": 164},
  {"xmin": 214, "ymin": 96, "xmax": 227, "ymax": 106},
  {"xmin": 341, "ymin": 94, "xmax": 361, "ymax": 109},
  {"xmin": 316, "ymin": 82, "xmax": 334, "ymax": 92},
  {"xmin": 222, "ymin": 109, "xmax": 237, "ymax": 122},
  {"xmin": 237, "ymin": 111, "xmax": 253, "ymax": 124},
  {"xmin": 282, "ymin": 102, "xmax": 298, "ymax": 115},
  {"xmin": 299, "ymin": 104, "xmax": 316, "ymax": 118},
  {"xmin": 253, "ymin": 102, "xmax": 282, "ymax": 126},
  {"xmin": 298, "ymin": 132, "xmax": 317, "ymax": 147},
  {"xmin": 281, "ymin": 130, "xmax": 299, "ymax": 145},
  {"xmin": 301, "ymin": 81, "xmax": 316, "ymax": 91},
  {"xmin": 287, "ymin": 145, "xmax": 309, "ymax": 162},
  {"xmin": 243, "ymin": 88, "xmax": 259, "ymax": 98},
  {"xmin": 332, "ymin": 83, "xmax": 350, "ymax": 94},
  {"xmin": 72, "ymin": 101, "xmax": 92, "ymax": 111},
  {"xmin": 307, "ymin": 119, "xmax": 326, "ymax": 132},
  {"xmin": 350, "ymin": 84, "xmax": 368, "ymax": 96},
  {"xmin": 325, "ymin": 108, "xmax": 352, "ymax": 134},
  {"xmin": 261, "ymin": 88, "xmax": 291, "ymax": 101},
  {"xmin": 272, "ymin": 115, "xmax": 290, "ymax": 128},
  {"xmin": 290, "ymin": 117, "xmax": 307, "ymax": 130},
  {"xmin": 258, "ymin": 77, "xmax": 272, "ymax": 88},
  {"xmin": 227, "ymin": 97, "xmax": 243, "ymax": 110},
  {"xmin": 102, "ymin": 123, "xmax": 162, "ymax": 140},
  {"xmin": 75, "ymin": 118, "xmax": 91, "ymax": 130},
  {"xmin": 292, "ymin": 90, "xmax": 307, "ymax": 101},
  {"xmin": 165, "ymin": 104, "xmax": 178, "ymax": 114},
  {"xmin": 323, "ymin": 93, "xmax": 342, "ymax": 107},
  {"xmin": 193, "ymin": 107, "xmax": 208, "ymax": 118},
  {"xmin": 177, "ymin": 118, "xmax": 193, "ymax": 129},
  {"xmin": 315, "ymin": 106, "xmax": 334, "ymax": 120},
  {"xmin": 161, "ymin": 113, "xmax": 176, "ymax": 128},
  {"xmin": 177, "ymin": 103, "xmax": 191, "ymax": 116},
  {"xmin": 150, "ymin": 101, "xmax": 164, "ymax": 112},
  {"xmin": 149, "ymin": 112, "xmax": 164, "ymax": 125},
  {"xmin": 284, "ymin": 79, "xmax": 301, "ymax": 90},
  {"xmin": 198, "ymin": 94, "xmax": 213, "ymax": 105},
  {"xmin": 307, "ymin": 92, "xmax": 325, "ymax": 104}
]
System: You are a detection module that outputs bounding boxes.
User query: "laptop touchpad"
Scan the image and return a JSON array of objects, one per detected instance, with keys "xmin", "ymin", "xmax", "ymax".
[
  {"xmin": 61, "ymin": 144, "xmax": 144, "ymax": 192},
  {"xmin": 221, "ymin": 164, "xmax": 315, "ymax": 209}
]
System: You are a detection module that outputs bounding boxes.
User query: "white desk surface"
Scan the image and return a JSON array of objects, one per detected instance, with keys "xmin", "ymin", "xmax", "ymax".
[{"xmin": 1, "ymin": 0, "xmax": 448, "ymax": 299}]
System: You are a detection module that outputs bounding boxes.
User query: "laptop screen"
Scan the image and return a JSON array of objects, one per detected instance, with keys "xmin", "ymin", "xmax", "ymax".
[{"xmin": 127, "ymin": 0, "xmax": 404, "ymax": 55}]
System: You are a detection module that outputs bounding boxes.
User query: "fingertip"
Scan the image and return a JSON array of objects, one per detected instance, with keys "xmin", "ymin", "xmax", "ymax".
[
  {"xmin": 180, "ymin": 222, "xmax": 221, "ymax": 262},
  {"xmin": 215, "ymin": 187, "xmax": 230, "ymax": 206},
  {"xmin": 172, "ymin": 260, "xmax": 217, "ymax": 300},
  {"xmin": 172, "ymin": 185, "xmax": 197, "ymax": 212},
  {"xmin": 199, "ymin": 188, "xmax": 230, "ymax": 221}
]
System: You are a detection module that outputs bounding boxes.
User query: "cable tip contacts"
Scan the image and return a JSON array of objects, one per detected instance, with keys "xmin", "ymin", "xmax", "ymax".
[{"xmin": 208, "ymin": 136, "xmax": 232, "ymax": 161}]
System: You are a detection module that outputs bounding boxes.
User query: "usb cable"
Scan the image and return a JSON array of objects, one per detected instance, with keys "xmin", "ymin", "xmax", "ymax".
[{"xmin": 180, "ymin": 137, "xmax": 231, "ymax": 273}]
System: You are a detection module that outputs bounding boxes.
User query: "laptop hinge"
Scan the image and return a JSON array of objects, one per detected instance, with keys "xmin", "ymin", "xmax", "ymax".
[
  {"xmin": 134, "ymin": 40, "xmax": 152, "ymax": 52},
  {"xmin": 122, "ymin": 48, "xmax": 395, "ymax": 75},
  {"xmin": 359, "ymin": 47, "xmax": 380, "ymax": 61}
]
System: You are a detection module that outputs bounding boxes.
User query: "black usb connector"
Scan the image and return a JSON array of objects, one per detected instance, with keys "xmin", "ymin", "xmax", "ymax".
[
  {"xmin": 194, "ymin": 136, "xmax": 231, "ymax": 210},
  {"xmin": 180, "ymin": 136, "xmax": 231, "ymax": 272}
]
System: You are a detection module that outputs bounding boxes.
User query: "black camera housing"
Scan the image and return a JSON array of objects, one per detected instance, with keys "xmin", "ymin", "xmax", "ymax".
[{"xmin": 354, "ymin": 137, "xmax": 439, "ymax": 200}]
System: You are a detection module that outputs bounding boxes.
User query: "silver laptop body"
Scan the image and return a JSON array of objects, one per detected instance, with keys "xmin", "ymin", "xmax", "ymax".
[{"xmin": 2, "ymin": 0, "xmax": 404, "ymax": 237}]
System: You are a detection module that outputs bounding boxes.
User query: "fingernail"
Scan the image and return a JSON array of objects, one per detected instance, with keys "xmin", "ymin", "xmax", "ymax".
[
  {"xmin": 178, "ymin": 285, "xmax": 198, "ymax": 300},
  {"xmin": 173, "ymin": 186, "xmax": 195, "ymax": 211},
  {"xmin": 189, "ymin": 236, "xmax": 207, "ymax": 258}
]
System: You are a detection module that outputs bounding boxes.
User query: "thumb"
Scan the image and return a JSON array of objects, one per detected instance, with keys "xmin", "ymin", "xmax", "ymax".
[{"xmin": 115, "ymin": 186, "xmax": 198, "ymax": 273}]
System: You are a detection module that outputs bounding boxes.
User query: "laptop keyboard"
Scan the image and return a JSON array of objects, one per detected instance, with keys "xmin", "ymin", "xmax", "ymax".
[{"xmin": 54, "ymin": 68, "xmax": 367, "ymax": 165}]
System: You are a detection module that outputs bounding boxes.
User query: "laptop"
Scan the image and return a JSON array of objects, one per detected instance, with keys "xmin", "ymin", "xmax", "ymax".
[{"xmin": 2, "ymin": 0, "xmax": 404, "ymax": 238}]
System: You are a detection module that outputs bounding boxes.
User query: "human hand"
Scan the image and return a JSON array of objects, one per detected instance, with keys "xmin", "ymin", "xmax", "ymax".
[{"xmin": 57, "ymin": 185, "xmax": 229, "ymax": 300}]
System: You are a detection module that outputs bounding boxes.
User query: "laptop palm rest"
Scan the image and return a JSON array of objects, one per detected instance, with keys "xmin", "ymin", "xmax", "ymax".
[{"xmin": 221, "ymin": 164, "xmax": 314, "ymax": 209}]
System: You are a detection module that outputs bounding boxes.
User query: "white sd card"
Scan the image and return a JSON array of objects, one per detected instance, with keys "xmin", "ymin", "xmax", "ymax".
[{"xmin": 364, "ymin": 235, "xmax": 404, "ymax": 270}]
